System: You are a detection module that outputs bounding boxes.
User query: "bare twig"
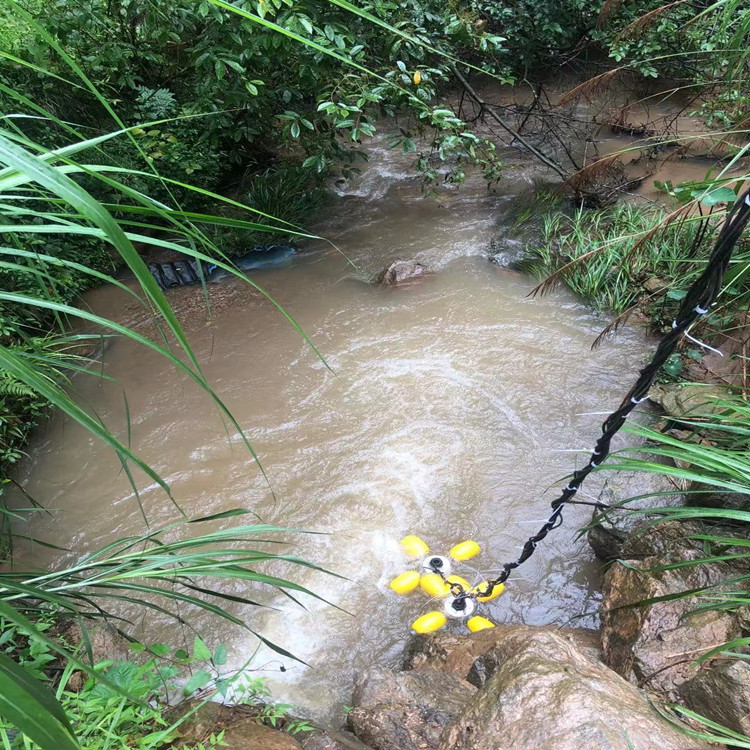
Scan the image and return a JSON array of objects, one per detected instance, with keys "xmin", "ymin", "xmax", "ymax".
[{"xmin": 451, "ymin": 65, "xmax": 570, "ymax": 180}]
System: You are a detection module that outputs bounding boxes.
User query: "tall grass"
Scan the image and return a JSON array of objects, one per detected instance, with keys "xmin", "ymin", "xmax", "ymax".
[
  {"xmin": 522, "ymin": 204, "xmax": 715, "ymax": 313},
  {"xmin": 596, "ymin": 393, "xmax": 750, "ymax": 742},
  {"xmin": 0, "ymin": 30, "xmax": 333, "ymax": 750}
]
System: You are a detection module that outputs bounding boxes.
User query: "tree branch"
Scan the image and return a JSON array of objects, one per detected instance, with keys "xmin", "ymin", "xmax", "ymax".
[{"xmin": 451, "ymin": 65, "xmax": 570, "ymax": 181}]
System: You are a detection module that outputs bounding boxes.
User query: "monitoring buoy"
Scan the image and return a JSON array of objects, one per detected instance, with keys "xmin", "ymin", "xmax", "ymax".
[{"xmin": 389, "ymin": 535, "xmax": 505, "ymax": 634}]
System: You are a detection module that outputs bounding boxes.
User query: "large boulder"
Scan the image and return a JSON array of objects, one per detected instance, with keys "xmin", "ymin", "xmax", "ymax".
[
  {"xmin": 350, "ymin": 626, "xmax": 707, "ymax": 750},
  {"xmin": 436, "ymin": 627, "xmax": 709, "ymax": 750},
  {"xmin": 679, "ymin": 659, "xmax": 750, "ymax": 736},
  {"xmin": 601, "ymin": 522, "xmax": 742, "ymax": 699},
  {"xmin": 348, "ymin": 667, "xmax": 476, "ymax": 750},
  {"xmin": 374, "ymin": 260, "xmax": 426, "ymax": 286},
  {"xmin": 587, "ymin": 469, "xmax": 687, "ymax": 560}
]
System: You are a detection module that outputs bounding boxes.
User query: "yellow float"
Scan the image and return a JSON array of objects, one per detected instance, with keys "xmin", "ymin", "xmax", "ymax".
[
  {"xmin": 471, "ymin": 581, "xmax": 505, "ymax": 602},
  {"xmin": 467, "ymin": 616, "xmax": 495, "ymax": 632},
  {"xmin": 412, "ymin": 611, "xmax": 446, "ymax": 634},
  {"xmin": 449, "ymin": 540, "xmax": 481, "ymax": 560},
  {"xmin": 419, "ymin": 573, "xmax": 471, "ymax": 598},
  {"xmin": 389, "ymin": 570, "xmax": 421, "ymax": 594},
  {"xmin": 400, "ymin": 535, "xmax": 430, "ymax": 558}
]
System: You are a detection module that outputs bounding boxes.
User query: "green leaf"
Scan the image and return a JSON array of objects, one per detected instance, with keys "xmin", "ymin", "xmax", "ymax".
[
  {"xmin": 183, "ymin": 669, "xmax": 212, "ymax": 696},
  {"xmin": 666, "ymin": 289, "xmax": 687, "ymax": 300},
  {"xmin": 193, "ymin": 636, "xmax": 212, "ymax": 662},
  {"xmin": 213, "ymin": 644, "xmax": 227, "ymax": 666},
  {"xmin": 0, "ymin": 651, "xmax": 78, "ymax": 750},
  {"xmin": 693, "ymin": 186, "xmax": 737, "ymax": 206}
]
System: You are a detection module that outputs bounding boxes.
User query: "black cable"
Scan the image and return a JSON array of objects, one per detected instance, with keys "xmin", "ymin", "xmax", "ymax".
[{"xmin": 462, "ymin": 189, "xmax": 750, "ymax": 603}]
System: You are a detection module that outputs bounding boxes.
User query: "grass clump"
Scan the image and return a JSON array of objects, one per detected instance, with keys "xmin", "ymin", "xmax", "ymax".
[
  {"xmin": 0, "ymin": 619, "xmax": 313, "ymax": 749},
  {"xmin": 522, "ymin": 204, "xmax": 711, "ymax": 315}
]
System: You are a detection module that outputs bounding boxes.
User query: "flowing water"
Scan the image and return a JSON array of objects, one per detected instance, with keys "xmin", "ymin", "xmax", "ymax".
[{"xmin": 12, "ymin": 129, "xmax": 672, "ymax": 723}]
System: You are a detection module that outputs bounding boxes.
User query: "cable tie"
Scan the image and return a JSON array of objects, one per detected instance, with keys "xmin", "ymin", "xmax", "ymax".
[
  {"xmin": 592, "ymin": 448, "xmax": 602, "ymax": 455},
  {"xmin": 565, "ymin": 483, "xmax": 577, "ymax": 492},
  {"xmin": 694, "ymin": 305, "xmax": 709, "ymax": 315},
  {"xmin": 672, "ymin": 320, "xmax": 678, "ymax": 329},
  {"xmin": 683, "ymin": 329, "xmax": 724, "ymax": 357},
  {"xmin": 630, "ymin": 395, "xmax": 648, "ymax": 404},
  {"xmin": 590, "ymin": 460, "xmax": 600, "ymax": 468}
]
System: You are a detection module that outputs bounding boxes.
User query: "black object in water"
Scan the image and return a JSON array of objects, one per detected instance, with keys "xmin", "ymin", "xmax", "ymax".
[{"xmin": 148, "ymin": 245, "xmax": 296, "ymax": 289}]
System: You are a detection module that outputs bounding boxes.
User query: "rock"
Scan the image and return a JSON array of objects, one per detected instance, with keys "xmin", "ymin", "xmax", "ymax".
[
  {"xmin": 169, "ymin": 701, "xmax": 224, "ymax": 745},
  {"xmin": 643, "ymin": 277, "xmax": 668, "ymax": 294},
  {"xmin": 352, "ymin": 666, "xmax": 476, "ymax": 710},
  {"xmin": 222, "ymin": 723, "xmax": 303, "ymax": 749},
  {"xmin": 437, "ymin": 627, "xmax": 709, "ymax": 750},
  {"xmin": 169, "ymin": 702, "xmax": 303, "ymax": 749},
  {"xmin": 374, "ymin": 260, "xmax": 425, "ymax": 286},
  {"xmin": 587, "ymin": 469, "xmax": 687, "ymax": 560},
  {"xmin": 301, "ymin": 728, "xmax": 373, "ymax": 749},
  {"xmin": 403, "ymin": 625, "xmax": 601, "ymax": 682},
  {"xmin": 349, "ymin": 704, "xmax": 451, "ymax": 750},
  {"xmin": 601, "ymin": 525, "xmax": 741, "ymax": 699},
  {"xmin": 680, "ymin": 660, "xmax": 750, "ymax": 735},
  {"xmin": 348, "ymin": 667, "xmax": 476, "ymax": 750},
  {"xmin": 648, "ymin": 383, "xmax": 728, "ymax": 419},
  {"xmin": 56, "ymin": 620, "xmax": 130, "ymax": 665},
  {"xmin": 619, "ymin": 519, "xmax": 703, "ymax": 560},
  {"xmin": 688, "ymin": 480, "xmax": 750, "ymax": 511}
]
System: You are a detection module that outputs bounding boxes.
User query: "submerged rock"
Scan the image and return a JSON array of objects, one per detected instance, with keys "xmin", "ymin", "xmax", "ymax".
[
  {"xmin": 587, "ymin": 469, "xmax": 687, "ymax": 560},
  {"xmin": 374, "ymin": 260, "xmax": 426, "ymax": 285},
  {"xmin": 679, "ymin": 659, "xmax": 750, "ymax": 736},
  {"xmin": 487, "ymin": 236, "xmax": 529, "ymax": 269},
  {"xmin": 601, "ymin": 522, "xmax": 741, "ymax": 699}
]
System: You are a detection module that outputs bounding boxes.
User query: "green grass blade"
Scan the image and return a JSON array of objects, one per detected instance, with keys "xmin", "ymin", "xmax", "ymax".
[{"xmin": 0, "ymin": 651, "xmax": 79, "ymax": 750}]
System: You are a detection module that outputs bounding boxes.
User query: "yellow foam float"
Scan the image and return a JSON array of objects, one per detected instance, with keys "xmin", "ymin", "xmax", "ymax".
[
  {"xmin": 401, "ymin": 535, "xmax": 430, "ymax": 558},
  {"xmin": 471, "ymin": 581, "xmax": 505, "ymax": 602},
  {"xmin": 419, "ymin": 573, "xmax": 471, "ymax": 598},
  {"xmin": 412, "ymin": 611, "xmax": 446, "ymax": 634},
  {"xmin": 390, "ymin": 570, "xmax": 421, "ymax": 595},
  {"xmin": 467, "ymin": 616, "xmax": 495, "ymax": 632},
  {"xmin": 449, "ymin": 540, "xmax": 481, "ymax": 561}
]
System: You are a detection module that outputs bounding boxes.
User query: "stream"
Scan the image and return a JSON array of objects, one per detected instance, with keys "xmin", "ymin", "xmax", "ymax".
[{"xmin": 10, "ymin": 101, "xmax": 727, "ymax": 722}]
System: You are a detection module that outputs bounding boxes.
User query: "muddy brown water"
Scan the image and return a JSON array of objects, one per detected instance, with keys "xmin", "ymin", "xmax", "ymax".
[{"xmin": 9, "ymin": 111, "xmax": 731, "ymax": 722}]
